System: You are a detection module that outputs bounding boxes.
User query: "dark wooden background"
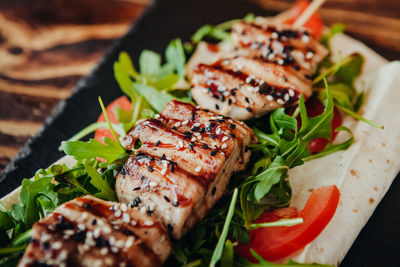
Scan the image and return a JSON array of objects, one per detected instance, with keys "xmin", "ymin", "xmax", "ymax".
[{"xmin": 0, "ymin": 0, "xmax": 399, "ymax": 172}]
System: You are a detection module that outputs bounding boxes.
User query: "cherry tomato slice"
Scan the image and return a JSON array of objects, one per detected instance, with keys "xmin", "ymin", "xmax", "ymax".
[
  {"xmin": 236, "ymin": 185, "xmax": 340, "ymax": 262},
  {"xmin": 282, "ymin": 0, "xmax": 324, "ymax": 39}
]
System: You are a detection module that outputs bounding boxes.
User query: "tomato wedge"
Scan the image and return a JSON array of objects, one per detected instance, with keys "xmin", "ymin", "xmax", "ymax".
[
  {"xmin": 236, "ymin": 185, "xmax": 340, "ymax": 262},
  {"xmin": 94, "ymin": 95, "xmax": 132, "ymax": 143},
  {"xmin": 282, "ymin": 0, "xmax": 324, "ymax": 39}
]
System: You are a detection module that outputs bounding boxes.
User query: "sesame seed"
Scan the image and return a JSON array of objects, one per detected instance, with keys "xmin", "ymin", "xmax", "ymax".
[
  {"xmin": 111, "ymin": 246, "xmax": 119, "ymax": 253},
  {"xmin": 277, "ymin": 99, "xmax": 285, "ymax": 105},
  {"xmin": 277, "ymin": 59, "xmax": 284, "ymax": 65},
  {"xmin": 289, "ymin": 89, "xmax": 295, "ymax": 97},
  {"xmin": 267, "ymin": 95, "xmax": 273, "ymax": 101},
  {"xmin": 268, "ymin": 53, "xmax": 275, "ymax": 60},
  {"xmin": 148, "ymin": 203, "xmax": 155, "ymax": 211},
  {"xmin": 271, "ymin": 32, "xmax": 279, "ymax": 39},
  {"xmin": 222, "ymin": 136, "xmax": 229, "ymax": 142},
  {"xmin": 191, "ymin": 137, "xmax": 197, "ymax": 142},
  {"xmin": 144, "ymin": 220, "xmax": 154, "ymax": 226},
  {"xmin": 246, "ymin": 107, "xmax": 253, "ymax": 112},
  {"xmin": 125, "ymin": 236, "xmax": 135, "ymax": 249},
  {"xmin": 182, "ymin": 120, "xmax": 189, "ymax": 125},
  {"xmin": 221, "ymin": 143, "xmax": 228, "ymax": 149},
  {"xmin": 178, "ymin": 140, "xmax": 184, "ymax": 148},
  {"xmin": 149, "ymin": 181, "xmax": 158, "ymax": 187},
  {"xmin": 100, "ymin": 247, "xmax": 108, "ymax": 255},
  {"xmin": 195, "ymin": 166, "xmax": 202, "ymax": 172},
  {"xmin": 284, "ymin": 93, "xmax": 290, "ymax": 101},
  {"xmin": 114, "ymin": 210, "xmax": 122, "ymax": 218},
  {"xmin": 52, "ymin": 241, "xmax": 62, "ymax": 250},
  {"xmin": 306, "ymin": 51, "xmax": 314, "ymax": 59},
  {"xmin": 210, "ymin": 150, "xmax": 218, "ymax": 156},
  {"xmin": 140, "ymin": 207, "xmax": 146, "ymax": 213},
  {"xmin": 120, "ymin": 203, "xmax": 127, "ymax": 212},
  {"xmin": 78, "ymin": 224, "xmax": 85, "ymax": 231},
  {"xmin": 103, "ymin": 227, "xmax": 111, "ymax": 234},
  {"xmin": 155, "ymin": 140, "xmax": 160, "ymax": 146},
  {"xmin": 93, "ymin": 228, "xmax": 101, "ymax": 238},
  {"xmin": 81, "ymin": 213, "xmax": 88, "ymax": 220},
  {"xmin": 160, "ymin": 168, "xmax": 167, "ymax": 175},
  {"xmin": 122, "ymin": 213, "xmax": 131, "ymax": 223},
  {"xmin": 302, "ymin": 35, "xmax": 310, "ymax": 43},
  {"xmin": 175, "ymin": 122, "xmax": 181, "ymax": 127},
  {"xmin": 228, "ymin": 123, "xmax": 236, "ymax": 129},
  {"xmin": 59, "ymin": 250, "xmax": 68, "ymax": 261},
  {"xmin": 131, "ymin": 220, "xmax": 137, "ymax": 226}
]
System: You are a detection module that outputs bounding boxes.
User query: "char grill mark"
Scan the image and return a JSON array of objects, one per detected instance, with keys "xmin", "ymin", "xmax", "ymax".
[
  {"xmin": 117, "ymin": 100, "xmax": 257, "ymax": 239},
  {"xmin": 18, "ymin": 196, "xmax": 171, "ymax": 267},
  {"xmin": 189, "ymin": 20, "xmax": 328, "ymax": 120}
]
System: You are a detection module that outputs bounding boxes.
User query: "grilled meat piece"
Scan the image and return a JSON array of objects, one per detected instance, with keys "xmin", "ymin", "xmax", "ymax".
[
  {"xmin": 189, "ymin": 21, "xmax": 328, "ymax": 120},
  {"xmin": 117, "ymin": 100, "xmax": 257, "ymax": 239},
  {"xmin": 19, "ymin": 196, "xmax": 171, "ymax": 267}
]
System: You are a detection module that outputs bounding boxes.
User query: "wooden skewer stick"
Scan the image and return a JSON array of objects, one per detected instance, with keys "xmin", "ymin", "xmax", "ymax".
[{"xmin": 293, "ymin": 0, "xmax": 326, "ymax": 27}]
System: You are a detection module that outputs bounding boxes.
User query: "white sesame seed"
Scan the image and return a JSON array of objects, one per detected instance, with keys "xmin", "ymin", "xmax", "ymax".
[
  {"xmin": 122, "ymin": 213, "xmax": 131, "ymax": 223},
  {"xmin": 120, "ymin": 203, "xmax": 127, "ymax": 212},
  {"xmin": 165, "ymin": 214, "xmax": 171, "ymax": 221},
  {"xmin": 160, "ymin": 168, "xmax": 167, "ymax": 175},
  {"xmin": 222, "ymin": 136, "xmax": 229, "ymax": 142},
  {"xmin": 105, "ymin": 258, "xmax": 113, "ymax": 265},
  {"xmin": 140, "ymin": 207, "xmax": 146, "ymax": 213},
  {"xmin": 64, "ymin": 230, "xmax": 74, "ymax": 236},
  {"xmin": 125, "ymin": 236, "xmax": 135, "ymax": 249},
  {"xmin": 109, "ymin": 236, "xmax": 116, "ymax": 245},
  {"xmin": 149, "ymin": 181, "xmax": 158, "ymax": 187},
  {"xmin": 178, "ymin": 140, "xmax": 184, "ymax": 148},
  {"xmin": 83, "ymin": 244, "xmax": 90, "ymax": 251},
  {"xmin": 78, "ymin": 224, "xmax": 85, "ymax": 231},
  {"xmin": 103, "ymin": 227, "xmax": 111, "ymax": 234},
  {"xmin": 216, "ymin": 128, "xmax": 222, "ymax": 135},
  {"xmin": 154, "ymin": 114, "xmax": 160, "ymax": 119},
  {"xmin": 111, "ymin": 246, "xmax": 119, "ymax": 253},
  {"xmin": 52, "ymin": 241, "xmax": 62, "ymax": 250},
  {"xmin": 131, "ymin": 220, "xmax": 137, "ymax": 226},
  {"xmin": 271, "ymin": 32, "xmax": 279, "ymax": 39},
  {"xmin": 222, "ymin": 59, "xmax": 230, "ymax": 65},
  {"xmin": 253, "ymin": 87, "xmax": 260, "ymax": 93},
  {"xmin": 41, "ymin": 233, "xmax": 51, "ymax": 242},
  {"xmin": 277, "ymin": 99, "xmax": 285, "ymax": 105},
  {"xmin": 144, "ymin": 220, "xmax": 154, "ymax": 226},
  {"xmin": 194, "ymin": 132, "xmax": 201, "ymax": 137},
  {"xmin": 175, "ymin": 122, "xmax": 181, "ymax": 127},
  {"xmin": 306, "ymin": 51, "xmax": 314, "ymax": 59},
  {"xmin": 193, "ymin": 122, "xmax": 201, "ymax": 127},
  {"xmin": 93, "ymin": 228, "xmax": 101, "ymax": 238},
  {"xmin": 182, "ymin": 120, "xmax": 189, "ymax": 125},
  {"xmin": 86, "ymin": 231, "xmax": 93, "ymax": 240},
  {"xmin": 116, "ymin": 240, "xmax": 124, "ymax": 248},
  {"xmin": 221, "ymin": 143, "xmax": 228, "ymax": 149},
  {"xmin": 195, "ymin": 166, "xmax": 202, "ymax": 172},
  {"xmin": 284, "ymin": 93, "xmax": 290, "ymax": 101},
  {"xmin": 100, "ymin": 247, "xmax": 108, "ymax": 255},
  {"xmin": 267, "ymin": 95, "xmax": 274, "ymax": 101},
  {"xmin": 236, "ymin": 64, "xmax": 243, "ymax": 71},
  {"xmin": 59, "ymin": 250, "xmax": 68, "ymax": 261},
  {"xmin": 191, "ymin": 137, "xmax": 197, "ymax": 142},
  {"xmin": 81, "ymin": 213, "xmax": 88, "ymax": 220},
  {"xmin": 268, "ymin": 53, "xmax": 275, "ymax": 60},
  {"xmin": 218, "ymin": 85, "xmax": 227, "ymax": 91},
  {"xmin": 148, "ymin": 203, "xmax": 155, "ymax": 211},
  {"xmin": 97, "ymin": 220, "xmax": 104, "ymax": 226},
  {"xmin": 302, "ymin": 35, "xmax": 310, "ymax": 43},
  {"xmin": 277, "ymin": 59, "xmax": 284, "ymax": 65},
  {"xmin": 289, "ymin": 89, "xmax": 295, "ymax": 97},
  {"xmin": 114, "ymin": 210, "xmax": 122, "ymax": 218}
]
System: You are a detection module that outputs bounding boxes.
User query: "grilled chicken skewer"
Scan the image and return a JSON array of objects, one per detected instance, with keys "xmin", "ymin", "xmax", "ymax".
[
  {"xmin": 188, "ymin": 19, "xmax": 328, "ymax": 120},
  {"xmin": 19, "ymin": 196, "xmax": 171, "ymax": 267},
  {"xmin": 117, "ymin": 100, "xmax": 257, "ymax": 239}
]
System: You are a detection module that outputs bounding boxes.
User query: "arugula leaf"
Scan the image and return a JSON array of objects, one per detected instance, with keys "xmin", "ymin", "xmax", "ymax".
[
  {"xmin": 139, "ymin": 50, "xmax": 161, "ymax": 77},
  {"xmin": 61, "ymin": 137, "xmax": 126, "ymax": 163},
  {"xmin": 84, "ymin": 162, "xmax": 117, "ymax": 201},
  {"xmin": 132, "ymin": 83, "xmax": 175, "ymax": 112},
  {"xmin": 165, "ymin": 38, "xmax": 186, "ymax": 77},
  {"xmin": 210, "ymin": 188, "xmax": 239, "ymax": 267}
]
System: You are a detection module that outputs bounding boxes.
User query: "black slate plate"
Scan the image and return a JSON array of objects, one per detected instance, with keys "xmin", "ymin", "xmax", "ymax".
[{"xmin": 1, "ymin": 0, "xmax": 399, "ymax": 265}]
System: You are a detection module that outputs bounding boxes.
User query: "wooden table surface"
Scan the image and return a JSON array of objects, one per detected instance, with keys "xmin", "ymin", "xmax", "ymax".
[{"xmin": 0, "ymin": 0, "xmax": 399, "ymax": 173}]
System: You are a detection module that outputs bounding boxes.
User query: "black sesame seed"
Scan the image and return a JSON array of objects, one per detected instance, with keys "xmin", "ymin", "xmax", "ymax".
[
  {"xmin": 147, "ymin": 166, "xmax": 153, "ymax": 172},
  {"xmin": 245, "ymin": 97, "xmax": 250, "ymax": 103},
  {"xmin": 228, "ymin": 123, "xmax": 236, "ymax": 129},
  {"xmin": 212, "ymin": 94, "xmax": 219, "ymax": 100},
  {"xmin": 202, "ymin": 144, "xmax": 209, "ymax": 149},
  {"xmin": 43, "ymin": 241, "xmax": 50, "ymax": 249},
  {"xmin": 92, "ymin": 219, "xmax": 97, "ymax": 226},
  {"xmin": 133, "ymin": 187, "xmax": 140, "ymax": 191},
  {"xmin": 210, "ymin": 150, "xmax": 218, "ymax": 156},
  {"xmin": 228, "ymin": 99, "xmax": 232, "ymax": 105},
  {"xmin": 120, "ymin": 166, "xmax": 127, "ymax": 175},
  {"xmin": 293, "ymin": 65, "xmax": 300, "ymax": 71},
  {"xmin": 188, "ymin": 142, "xmax": 195, "ymax": 151},
  {"xmin": 217, "ymin": 119, "xmax": 225, "ymax": 123},
  {"xmin": 184, "ymin": 131, "xmax": 192, "ymax": 137},
  {"xmin": 210, "ymin": 134, "xmax": 218, "ymax": 139},
  {"xmin": 167, "ymin": 224, "xmax": 174, "ymax": 232},
  {"xmin": 172, "ymin": 201, "xmax": 179, "ymax": 207},
  {"xmin": 141, "ymin": 175, "xmax": 146, "ymax": 181},
  {"xmin": 215, "ymin": 104, "xmax": 220, "ymax": 110},
  {"xmin": 199, "ymin": 127, "xmax": 205, "ymax": 133},
  {"xmin": 191, "ymin": 126, "xmax": 200, "ymax": 131},
  {"xmin": 160, "ymin": 154, "xmax": 166, "ymax": 161},
  {"xmin": 123, "ymin": 229, "xmax": 135, "ymax": 236},
  {"xmin": 245, "ymin": 146, "xmax": 249, "ymax": 152},
  {"xmin": 229, "ymin": 134, "xmax": 236, "ymax": 138},
  {"xmin": 72, "ymin": 230, "xmax": 86, "ymax": 243},
  {"xmin": 172, "ymin": 126, "xmax": 177, "ymax": 130},
  {"xmin": 164, "ymin": 196, "xmax": 170, "ymax": 202},
  {"xmin": 155, "ymin": 140, "xmax": 161, "ymax": 146},
  {"xmin": 83, "ymin": 203, "xmax": 91, "ymax": 209},
  {"xmin": 211, "ymin": 187, "xmax": 217, "ymax": 196},
  {"xmin": 305, "ymin": 74, "xmax": 313, "ymax": 80},
  {"xmin": 246, "ymin": 107, "xmax": 253, "ymax": 112},
  {"xmin": 191, "ymin": 113, "xmax": 196, "ymax": 121},
  {"xmin": 283, "ymin": 76, "xmax": 288, "ymax": 82}
]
